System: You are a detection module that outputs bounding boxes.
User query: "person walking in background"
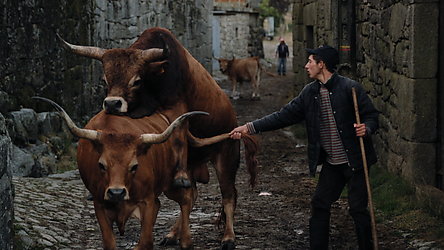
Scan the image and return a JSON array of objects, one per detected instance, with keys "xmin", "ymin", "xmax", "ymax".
[
  {"xmin": 276, "ymin": 37, "xmax": 289, "ymax": 75},
  {"xmin": 230, "ymin": 45, "xmax": 379, "ymax": 249}
]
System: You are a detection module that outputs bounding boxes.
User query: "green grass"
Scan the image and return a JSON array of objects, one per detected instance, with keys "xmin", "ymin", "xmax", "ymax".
[
  {"xmin": 370, "ymin": 165, "xmax": 416, "ymax": 217},
  {"xmin": 369, "ymin": 165, "xmax": 444, "ymax": 245}
]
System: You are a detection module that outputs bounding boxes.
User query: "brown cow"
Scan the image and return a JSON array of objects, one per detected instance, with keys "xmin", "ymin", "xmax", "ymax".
[
  {"xmin": 217, "ymin": 56, "xmax": 262, "ymax": 100},
  {"xmin": 58, "ymin": 27, "xmax": 258, "ymax": 249},
  {"xmin": 34, "ymin": 97, "xmax": 251, "ymax": 249}
]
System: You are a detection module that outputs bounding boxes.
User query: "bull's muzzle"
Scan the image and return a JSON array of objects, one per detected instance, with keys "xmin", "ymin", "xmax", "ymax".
[
  {"xmin": 103, "ymin": 97, "xmax": 128, "ymax": 114},
  {"xmin": 105, "ymin": 188, "xmax": 128, "ymax": 202}
]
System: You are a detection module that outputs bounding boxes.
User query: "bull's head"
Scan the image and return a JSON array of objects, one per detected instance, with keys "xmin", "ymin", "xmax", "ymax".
[
  {"xmin": 57, "ymin": 34, "xmax": 168, "ymax": 117},
  {"xmin": 33, "ymin": 97, "xmax": 207, "ymax": 202},
  {"xmin": 217, "ymin": 57, "xmax": 235, "ymax": 74}
]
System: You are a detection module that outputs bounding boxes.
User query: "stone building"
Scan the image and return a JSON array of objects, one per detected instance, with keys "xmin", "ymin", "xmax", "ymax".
[
  {"xmin": 212, "ymin": 0, "xmax": 263, "ymax": 71},
  {"xmin": 292, "ymin": 0, "xmax": 443, "ymax": 192},
  {"xmin": 0, "ymin": 0, "xmax": 213, "ymax": 123},
  {"xmin": 0, "ymin": 0, "xmax": 213, "ymax": 247}
]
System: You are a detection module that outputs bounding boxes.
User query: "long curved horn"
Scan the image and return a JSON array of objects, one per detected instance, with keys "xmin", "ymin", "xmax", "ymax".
[
  {"xmin": 140, "ymin": 48, "xmax": 165, "ymax": 62},
  {"xmin": 32, "ymin": 97, "xmax": 100, "ymax": 141},
  {"xmin": 57, "ymin": 34, "xmax": 105, "ymax": 61},
  {"xmin": 187, "ymin": 131, "xmax": 230, "ymax": 147},
  {"xmin": 140, "ymin": 111, "xmax": 209, "ymax": 144}
]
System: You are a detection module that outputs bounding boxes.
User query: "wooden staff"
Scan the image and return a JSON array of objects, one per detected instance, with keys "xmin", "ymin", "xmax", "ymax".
[{"xmin": 351, "ymin": 87, "xmax": 379, "ymax": 250}]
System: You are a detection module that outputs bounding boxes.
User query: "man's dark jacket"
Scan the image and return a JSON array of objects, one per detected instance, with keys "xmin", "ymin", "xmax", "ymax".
[
  {"xmin": 251, "ymin": 73, "xmax": 379, "ymax": 176},
  {"xmin": 277, "ymin": 43, "xmax": 289, "ymax": 58}
]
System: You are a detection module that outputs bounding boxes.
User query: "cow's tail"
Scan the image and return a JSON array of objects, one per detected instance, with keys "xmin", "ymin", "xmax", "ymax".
[
  {"xmin": 188, "ymin": 130, "xmax": 258, "ymax": 187},
  {"xmin": 241, "ymin": 133, "xmax": 259, "ymax": 188},
  {"xmin": 258, "ymin": 57, "xmax": 278, "ymax": 77}
]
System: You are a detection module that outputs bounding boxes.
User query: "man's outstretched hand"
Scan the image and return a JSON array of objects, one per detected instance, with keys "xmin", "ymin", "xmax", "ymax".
[{"xmin": 229, "ymin": 125, "xmax": 249, "ymax": 139}]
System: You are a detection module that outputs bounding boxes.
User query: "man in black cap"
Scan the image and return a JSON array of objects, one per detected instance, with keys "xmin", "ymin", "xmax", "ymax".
[{"xmin": 229, "ymin": 45, "xmax": 379, "ymax": 249}]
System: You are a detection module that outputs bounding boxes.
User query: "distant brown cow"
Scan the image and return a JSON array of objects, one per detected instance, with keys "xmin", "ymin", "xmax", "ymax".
[
  {"xmin": 57, "ymin": 27, "xmax": 258, "ymax": 249},
  {"xmin": 217, "ymin": 56, "xmax": 262, "ymax": 100}
]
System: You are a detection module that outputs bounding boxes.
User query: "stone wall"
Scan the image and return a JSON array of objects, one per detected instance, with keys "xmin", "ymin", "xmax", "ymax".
[
  {"xmin": 292, "ymin": 0, "xmax": 338, "ymax": 85},
  {"xmin": 213, "ymin": 1, "xmax": 264, "ymax": 59},
  {"xmin": 92, "ymin": 0, "xmax": 213, "ymax": 73},
  {"xmin": 0, "ymin": 0, "xmax": 212, "ymax": 123},
  {"xmin": 355, "ymin": 1, "xmax": 439, "ymax": 185},
  {"xmin": 292, "ymin": 0, "xmax": 440, "ymax": 185},
  {"xmin": 216, "ymin": 13, "xmax": 252, "ymax": 58},
  {"xmin": 0, "ymin": 1, "xmax": 212, "ymax": 247},
  {"xmin": 0, "ymin": 114, "xmax": 13, "ymax": 250},
  {"xmin": 0, "ymin": 0, "xmax": 96, "ymax": 121}
]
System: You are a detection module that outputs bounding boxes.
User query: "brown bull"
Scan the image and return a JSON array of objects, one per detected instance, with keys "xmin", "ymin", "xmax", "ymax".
[
  {"xmin": 217, "ymin": 56, "xmax": 262, "ymax": 100},
  {"xmin": 35, "ymin": 97, "xmax": 252, "ymax": 249},
  {"xmin": 58, "ymin": 27, "xmax": 258, "ymax": 249}
]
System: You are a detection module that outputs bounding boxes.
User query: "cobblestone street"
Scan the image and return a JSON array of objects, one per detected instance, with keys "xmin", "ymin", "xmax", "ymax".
[
  {"xmin": 12, "ymin": 39, "xmax": 443, "ymax": 250},
  {"xmin": 14, "ymin": 171, "xmax": 102, "ymax": 249},
  {"xmin": 14, "ymin": 168, "xmax": 234, "ymax": 249}
]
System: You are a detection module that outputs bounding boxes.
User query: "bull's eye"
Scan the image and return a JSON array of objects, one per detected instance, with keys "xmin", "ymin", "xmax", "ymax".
[
  {"xmin": 99, "ymin": 163, "xmax": 106, "ymax": 172},
  {"xmin": 130, "ymin": 164, "xmax": 139, "ymax": 173},
  {"xmin": 133, "ymin": 79, "xmax": 143, "ymax": 87},
  {"xmin": 101, "ymin": 78, "xmax": 107, "ymax": 85}
]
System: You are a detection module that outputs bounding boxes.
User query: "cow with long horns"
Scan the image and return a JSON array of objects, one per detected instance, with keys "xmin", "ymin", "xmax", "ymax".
[
  {"xmin": 35, "ymin": 97, "xmax": 247, "ymax": 249},
  {"xmin": 58, "ymin": 27, "xmax": 258, "ymax": 249}
]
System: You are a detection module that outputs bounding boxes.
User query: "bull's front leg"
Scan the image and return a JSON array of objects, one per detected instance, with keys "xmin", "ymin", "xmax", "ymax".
[
  {"xmin": 177, "ymin": 186, "xmax": 197, "ymax": 249},
  {"xmin": 251, "ymin": 71, "xmax": 261, "ymax": 100},
  {"xmin": 160, "ymin": 216, "xmax": 182, "ymax": 246},
  {"xmin": 161, "ymin": 185, "xmax": 197, "ymax": 249},
  {"xmin": 93, "ymin": 201, "xmax": 117, "ymax": 250},
  {"xmin": 250, "ymin": 78, "xmax": 258, "ymax": 100},
  {"xmin": 135, "ymin": 198, "xmax": 160, "ymax": 250},
  {"xmin": 231, "ymin": 79, "xmax": 240, "ymax": 100}
]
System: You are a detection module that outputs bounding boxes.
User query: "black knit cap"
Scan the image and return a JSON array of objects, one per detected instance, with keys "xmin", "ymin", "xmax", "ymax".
[{"xmin": 305, "ymin": 45, "xmax": 339, "ymax": 69}]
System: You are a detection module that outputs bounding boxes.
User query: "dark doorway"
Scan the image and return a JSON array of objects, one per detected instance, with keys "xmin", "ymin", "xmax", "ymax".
[
  {"xmin": 438, "ymin": 0, "xmax": 444, "ymax": 190},
  {"xmin": 306, "ymin": 25, "xmax": 314, "ymax": 50}
]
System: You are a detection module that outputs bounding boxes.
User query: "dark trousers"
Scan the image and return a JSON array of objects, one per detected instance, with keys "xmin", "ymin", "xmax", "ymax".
[{"xmin": 309, "ymin": 163, "xmax": 373, "ymax": 250}]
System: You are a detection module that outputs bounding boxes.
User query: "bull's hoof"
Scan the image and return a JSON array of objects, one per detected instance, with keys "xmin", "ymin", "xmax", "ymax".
[
  {"xmin": 159, "ymin": 237, "xmax": 178, "ymax": 246},
  {"xmin": 221, "ymin": 240, "xmax": 235, "ymax": 250},
  {"xmin": 173, "ymin": 177, "xmax": 192, "ymax": 188},
  {"xmin": 180, "ymin": 244, "xmax": 194, "ymax": 250}
]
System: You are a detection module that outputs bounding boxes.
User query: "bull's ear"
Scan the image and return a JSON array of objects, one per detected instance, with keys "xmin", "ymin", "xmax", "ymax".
[{"xmin": 146, "ymin": 60, "xmax": 168, "ymax": 75}]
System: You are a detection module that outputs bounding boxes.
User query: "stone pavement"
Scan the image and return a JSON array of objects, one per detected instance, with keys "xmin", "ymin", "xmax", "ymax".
[
  {"xmin": 13, "ymin": 170, "xmax": 212, "ymax": 249},
  {"xmin": 13, "ymin": 170, "xmax": 103, "ymax": 249}
]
